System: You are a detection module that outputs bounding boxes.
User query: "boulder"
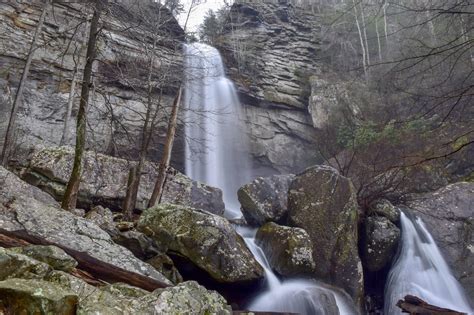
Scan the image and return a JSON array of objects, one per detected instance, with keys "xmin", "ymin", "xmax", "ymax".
[
  {"xmin": 0, "ymin": 247, "xmax": 52, "ymax": 281},
  {"xmin": 85, "ymin": 205, "xmax": 118, "ymax": 234},
  {"xmin": 238, "ymin": 174, "xmax": 295, "ymax": 226},
  {"xmin": 10, "ymin": 245, "xmax": 78, "ymax": 272},
  {"xmin": 0, "ymin": 166, "xmax": 172, "ymax": 285},
  {"xmin": 23, "ymin": 147, "xmax": 225, "ymax": 214},
  {"xmin": 369, "ymin": 199, "xmax": 400, "ymax": 224},
  {"xmin": 0, "ymin": 278, "xmax": 77, "ymax": 314},
  {"xmin": 137, "ymin": 203, "xmax": 264, "ymax": 283},
  {"xmin": 409, "ymin": 182, "xmax": 474, "ymax": 302},
  {"xmin": 362, "ymin": 216, "xmax": 400, "ymax": 272},
  {"xmin": 255, "ymin": 222, "xmax": 315, "ymax": 277},
  {"xmin": 146, "ymin": 254, "xmax": 183, "ymax": 285},
  {"xmin": 287, "ymin": 165, "xmax": 364, "ymax": 306}
]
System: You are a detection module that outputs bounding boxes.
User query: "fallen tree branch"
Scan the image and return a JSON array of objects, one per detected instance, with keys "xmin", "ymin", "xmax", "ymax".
[
  {"xmin": 0, "ymin": 230, "xmax": 170, "ymax": 291},
  {"xmin": 397, "ymin": 295, "xmax": 467, "ymax": 314}
]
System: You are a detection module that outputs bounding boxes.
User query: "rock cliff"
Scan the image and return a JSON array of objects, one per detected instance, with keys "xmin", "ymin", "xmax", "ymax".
[
  {"xmin": 217, "ymin": 1, "xmax": 321, "ymax": 173},
  {"xmin": 0, "ymin": 1, "xmax": 185, "ymax": 168}
]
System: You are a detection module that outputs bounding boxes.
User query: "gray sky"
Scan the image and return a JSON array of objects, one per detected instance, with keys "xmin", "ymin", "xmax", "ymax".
[{"xmin": 177, "ymin": 0, "xmax": 228, "ymax": 33}]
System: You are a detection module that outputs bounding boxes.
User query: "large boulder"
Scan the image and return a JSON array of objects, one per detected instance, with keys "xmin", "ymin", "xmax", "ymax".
[
  {"xmin": 22, "ymin": 147, "xmax": 225, "ymax": 214},
  {"xmin": 9, "ymin": 245, "xmax": 78, "ymax": 273},
  {"xmin": 0, "ymin": 278, "xmax": 78, "ymax": 314},
  {"xmin": 137, "ymin": 203, "xmax": 264, "ymax": 283},
  {"xmin": 362, "ymin": 216, "xmax": 400, "ymax": 272},
  {"xmin": 255, "ymin": 222, "xmax": 315, "ymax": 277},
  {"xmin": 409, "ymin": 182, "xmax": 474, "ymax": 302},
  {"xmin": 0, "ymin": 166, "xmax": 172, "ymax": 285},
  {"xmin": 287, "ymin": 165, "xmax": 364, "ymax": 306},
  {"xmin": 238, "ymin": 174, "xmax": 295, "ymax": 226}
]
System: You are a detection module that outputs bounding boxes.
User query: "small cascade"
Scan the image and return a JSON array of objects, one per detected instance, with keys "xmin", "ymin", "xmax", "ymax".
[
  {"xmin": 183, "ymin": 43, "xmax": 251, "ymax": 219},
  {"xmin": 385, "ymin": 212, "xmax": 473, "ymax": 314}
]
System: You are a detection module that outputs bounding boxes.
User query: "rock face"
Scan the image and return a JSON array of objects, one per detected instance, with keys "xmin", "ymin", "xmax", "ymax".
[
  {"xmin": 137, "ymin": 203, "xmax": 264, "ymax": 283},
  {"xmin": 369, "ymin": 199, "xmax": 400, "ymax": 224},
  {"xmin": 287, "ymin": 165, "xmax": 364, "ymax": 306},
  {"xmin": 0, "ymin": 1, "xmax": 185, "ymax": 168},
  {"xmin": 218, "ymin": 1, "xmax": 321, "ymax": 173},
  {"xmin": 362, "ymin": 216, "xmax": 400, "ymax": 272},
  {"xmin": 238, "ymin": 174, "xmax": 294, "ymax": 226},
  {"xmin": 256, "ymin": 222, "xmax": 315, "ymax": 277},
  {"xmin": 0, "ymin": 246, "xmax": 231, "ymax": 314},
  {"xmin": 0, "ymin": 278, "xmax": 78, "ymax": 314},
  {"xmin": 0, "ymin": 166, "xmax": 172, "ymax": 285},
  {"xmin": 23, "ymin": 146, "xmax": 225, "ymax": 214},
  {"xmin": 409, "ymin": 182, "xmax": 474, "ymax": 302}
]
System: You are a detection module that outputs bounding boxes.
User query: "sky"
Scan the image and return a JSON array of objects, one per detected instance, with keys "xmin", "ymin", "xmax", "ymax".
[{"xmin": 177, "ymin": 0, "xmax": 228, "ymax": 33}]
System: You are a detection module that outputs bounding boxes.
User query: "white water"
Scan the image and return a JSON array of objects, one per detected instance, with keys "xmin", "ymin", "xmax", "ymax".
[
  {"xmin": 385, "ymin": 212, "xmax": 473, "ymax": 314},
  {"xmin": 183, "ymin": 42, "xmax": 356, "ymax": 315},
  {"xmin": 183, "ymin": 43, "xmax": 251, "ymax": 219}
]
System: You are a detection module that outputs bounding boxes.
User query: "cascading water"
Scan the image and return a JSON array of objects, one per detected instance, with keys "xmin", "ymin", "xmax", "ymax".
[
  {"xmin": 183, "ymin": 42, "xmax": 356, "ymax": 315},
  {"xmin": 385, "ymin": 212, "xmax": 473, "ymax": 314},
  {"xmin": 183, "ymin": 42, "xmax": 251, "ymax": 219}
]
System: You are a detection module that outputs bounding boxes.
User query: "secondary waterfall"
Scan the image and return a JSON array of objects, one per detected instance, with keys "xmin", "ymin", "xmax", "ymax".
[
  {"xmin": 385, "ymin": 212, "xmax": 473, "ymax": 314},
  {"xmin": 183, "ymin": 42, "xmax": 356, "ymax": 315},
  {"xmin": 183, "ymin": 42, "xmax": 251, "ymax": 219}
]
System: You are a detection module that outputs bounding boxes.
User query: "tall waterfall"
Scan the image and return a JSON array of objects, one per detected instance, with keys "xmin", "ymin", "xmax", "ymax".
[
  {"xmin": 385, "ymin": 212, "xmax": 472, "ymax": 314},
  {"xmin": 184, "ymin": 42, "xmax": 251, "ymax": 219},
  {"xmin": 183, "ymin": 42, "xmax": 356, "ymax": 315}
]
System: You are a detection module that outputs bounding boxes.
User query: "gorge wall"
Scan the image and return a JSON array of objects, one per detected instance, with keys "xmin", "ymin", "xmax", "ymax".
[
  {"xmin": 217, "ymin": 1, "xmax": 323, "ymax": 174},
  {"xmin": 0, "ymin": 0, "xmax": 185, "ymax": 169}
]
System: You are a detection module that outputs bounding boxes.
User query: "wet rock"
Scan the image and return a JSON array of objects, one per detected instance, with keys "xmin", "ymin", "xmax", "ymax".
[
  {"xmin": 0, "ymin": 166, "xmax": 172, "ymax": 285},
  {"xmin": 288, "ymin": 165, "xmax": 364, "ymax": 306},
  {"xmin": 23, "ymin": 147, "xmax": 225, "ymax": 214},
  {"xmin": 362, "ymin": 216, "xmax": 400, "ymax": 272},
  {"xmin": 0, "ymin": 278, "xmax": 77, "ymax": 314},
  {"xmin": 256, "ymin": 222, "xmax": 315, "ymax": 277},
  {"xmin": 11, "ymin": 245, "xmax": 78, "ymax": 272},
  {"xmin": 137, "ymin": 203, "xmax": 264, "ymax": 283},
  {"xmin": 238, "ymin": 174, "xmax": 295, "ymax": 226},
  {"xmin": 369, "ymin": 199, "xmax": 400, "ymax": 224},
  {"xmin": 409, "ymin": 182, "xmax": 474, "ymax": 302}
]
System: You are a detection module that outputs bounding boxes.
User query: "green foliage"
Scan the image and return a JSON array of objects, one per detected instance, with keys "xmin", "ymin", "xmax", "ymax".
[{"xmin": 199, "ymin": 8, "xmax": 228, "ymax": 45}]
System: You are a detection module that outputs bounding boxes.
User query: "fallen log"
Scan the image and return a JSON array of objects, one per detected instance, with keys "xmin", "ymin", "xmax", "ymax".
[
  {"xmin": 0, "ymin": 230, "xmax": 170, "ymax": 291},
  {"xmin": 397, "ymin": 295, "xmax": 467, "ymax": 315}
]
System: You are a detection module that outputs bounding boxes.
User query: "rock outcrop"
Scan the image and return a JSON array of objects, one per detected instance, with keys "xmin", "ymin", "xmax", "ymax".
[
  {"xmin": 0, "ymin": 246, "xmax": 231, "ymax": 314},
  {"xmin": 287, "ymin": 165, "xmax": 364, "ymax": 306},
  {"xmin": 0, "ymin": 1, "xmax": 185, "ymax": 168},
  {"xmin": 256, "ymin": 222, "xmax": 315, "ymax": 277},
  {"xmin": 218, "ymin": 1, "xmax": 321, "ymax": 173},
  {"xmin": 23, "ymin": 147, "xmax": 225, "ymax": 214},
  {"xmin": 0, "ymin": 165, "xmax": 172, "ymax": 285},
  {"xmin": 362, "ymin": 216, "xmax": 400, "ymax": 273},
  {"xmin": 409, "ymin": 182, "xmax": 474, "ymax": 302},
  {"xmin": 137, "ymin": 203, "xmax": 264, "ymax": 284},
  {"xmin": 238, "ymin": 174, "xmax": 294, "ymax": 226}
]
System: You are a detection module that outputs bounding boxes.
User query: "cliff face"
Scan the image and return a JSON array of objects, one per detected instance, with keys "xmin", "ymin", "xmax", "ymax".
[
  {"xmin": 217, "ymin": 1, "xmax": 321, "ymax": 174},
  {"xmin": 0, "ymin": 1, "xmax": 185, "ymax": 168}
]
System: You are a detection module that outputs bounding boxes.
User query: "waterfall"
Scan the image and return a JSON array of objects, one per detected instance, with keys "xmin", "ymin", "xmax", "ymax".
[
  {"xmin": 183, "ymin": 42, "xmax": 357, "ymax": 315},
  {"xmin": 385, "ymin": 212, "xmax": 473, "ymax": 314},
  {"xmin": 184, "ymin": 42, "xmax": 252, "ymax": 219}
]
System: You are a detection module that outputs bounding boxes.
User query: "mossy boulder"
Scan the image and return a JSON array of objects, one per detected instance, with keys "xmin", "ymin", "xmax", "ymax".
[
  {"xmin": 238, "ymin": 174, "xmax": 295, "ymax": 226},
  {"xmin": 0, "ymin": 278, "xmax": 77, "ymax": 314},
  {"xmin": 138, "ymin": 204, "xmax": 264, "ymax": 283},
  {"xmin": 369, "ymin": 199, "xmax": 400, "ymax": 224},
  {"xmin": 146, "ymin": 254, "xmax": 183, "ymax": 285},
  {"xmin": 288, "ymin": 165, "xmax": 364, "ymax": 307},
  {"xmin": 362, "ymin": 216, "xmax": 400, "ymax": 272},
  {"xmin": 10, "ymin": 245, "xmax": 78, "ymax": 272},
  {"xmin": 0, "ymin": 247, "xmax": 52, "ymax": 281},
  {"xmin": 256, "ymin": 222, "xmax": 315, "ymax": 277}
]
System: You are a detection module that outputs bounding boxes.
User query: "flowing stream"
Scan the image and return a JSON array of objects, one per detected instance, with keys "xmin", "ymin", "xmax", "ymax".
[
  {"xmin": 385, "ymin": 212, "xmax": 473, "ymax": 314},
  {"xmin": 183, "ymin": 42, "xmax": 355, "ymax": 315}
]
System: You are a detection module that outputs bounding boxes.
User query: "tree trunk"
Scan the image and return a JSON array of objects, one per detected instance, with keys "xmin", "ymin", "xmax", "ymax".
[
  {"xmin": 148, "ymin": 86, "xmax": 182, "ymax": 208},
  {"xmin": 359, "ymin": 1, "xmax": 370, "ymax": 66},
  {"xmin": 60, "ymin": 23, "xmax": 88, "ymax": 146},
  {"xmin": 122, "ymin": 40, "xmax": 158, "ymax": 219},
  {"xmin": 61, "ymin": 0, "xmax": 105, "ymax": 210},
  {"xmin": 352, "ymin": 0, "xmax": 368, "ymax": 78},
  {"xmin": 375, "ymin": 15, "xmax": 383, "ymax": 61},
  {"xmin": 1, "ymin": 0, "xmax": 49, "ymax": 166}
]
